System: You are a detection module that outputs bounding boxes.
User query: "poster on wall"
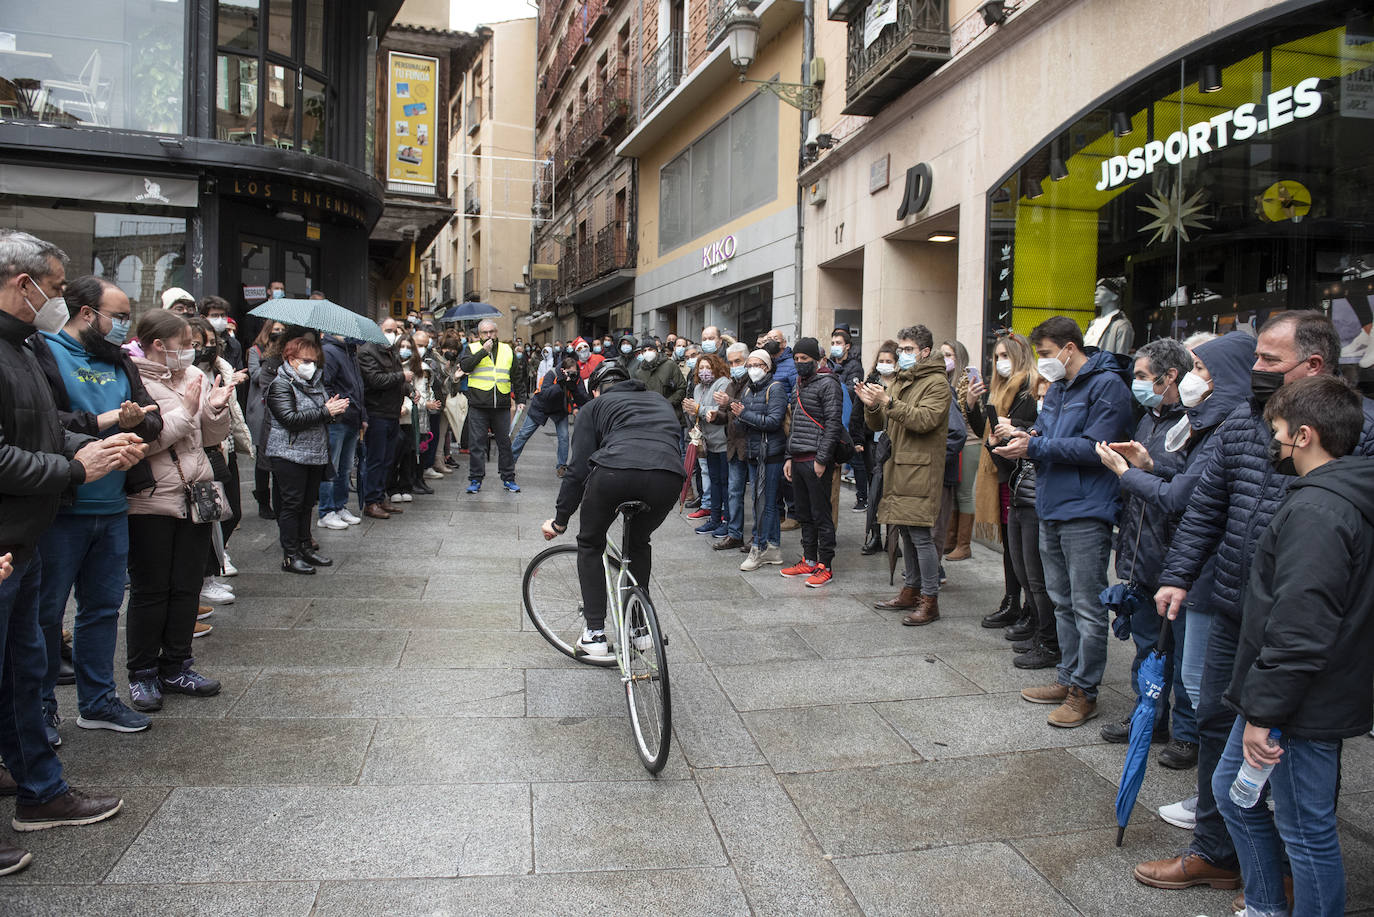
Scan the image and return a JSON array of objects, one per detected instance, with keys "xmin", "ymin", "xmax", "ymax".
[{"xmin": 387, "ymin": 52, "xmax": 439, "ymax": 189}]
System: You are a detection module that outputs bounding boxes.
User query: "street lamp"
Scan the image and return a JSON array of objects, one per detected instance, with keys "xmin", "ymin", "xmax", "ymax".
[{"xmin": 723, "ymin": 0, "xmax": 820, "ymax": 112}]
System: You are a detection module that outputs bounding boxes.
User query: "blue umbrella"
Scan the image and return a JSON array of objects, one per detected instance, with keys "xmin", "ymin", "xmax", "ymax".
[
  {"xmin": 248, "ymin": 298, "xmax": 387, "ymax": 345},
  {"xmin": 441, "ymin": 300, "xmax": 502, "ymax": 323},
  {"xmin": 1101, "ymin": 582, "xmax": 1154, "ymax": 640},
  {"xmin": 1114, "ymin": 618, "xmax": 1173, "ymax": 846}
]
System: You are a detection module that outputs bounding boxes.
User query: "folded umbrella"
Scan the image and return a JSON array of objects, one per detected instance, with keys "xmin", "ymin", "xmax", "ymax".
[
  {"xmin": 1100, "ymin": 582, "xmax": 1154, "ymax": 640},
  {"xmin": 248, "ymin": 298, "xmax": 387, "ymax": 345},
  {"xmin": 1114, "ymin": 618, "xmax": 1174, "ymax": 846},
  {"xmin": 679, "ymin": 425, "xmax": 703, "ymax": 509}
]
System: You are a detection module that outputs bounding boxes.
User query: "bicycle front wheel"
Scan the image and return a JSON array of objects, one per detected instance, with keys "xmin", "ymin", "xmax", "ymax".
[
  {"xmin": 522, "ymin": 544, "xmax": 615, "ymax": 668},
  {"xmin": 623, "ymin": 588, "xmax": 672, "ymax": 773}
]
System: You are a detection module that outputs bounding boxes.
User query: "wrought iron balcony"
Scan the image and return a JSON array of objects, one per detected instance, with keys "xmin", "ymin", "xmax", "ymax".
[
  {"xmin": 595, "ymin": 221, "xmax": 635, "ymax": 274},
  {"xmin": 641, "ymin": 31, "xmax": 684, "ymax": 115},
  {"xmin": 464, "ymin": 181, "xmax": 480, "ymax": 215},
  {"xmin": 463, "ymin": 268, "xmax": 478, "ymax": 299},
  {"xmin": 842, "ymin": 0, "xmax": 950, "ymax": 117},
  {"xmin": 705, "ymin": 0, "xmax": 733, "ymax": 50},
  {"xmin": 600, "ymin": 68, "xmax": 633, "ymax": 134}
]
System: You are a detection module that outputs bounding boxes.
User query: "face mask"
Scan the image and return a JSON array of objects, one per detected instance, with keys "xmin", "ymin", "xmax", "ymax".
[
  {"xmin": 830, "ymin": 345, "xmax": 844, "ymax": 359},
  {"xmin": 1178, "ymin": 371, "xmax": 1210, "ymax": 408},
  {"xmin": 416, "ymin": 346, "xmax": 428, "ymax": 358},
  {"xmin": 105, "ymin": 316, "xmax": 131, "ymax": 346},
  {"xmin": 577, "ymin": 349, "xmax": 590, "ymax": 362},
  {"xmin": 271, "ymin": 289, "xmax": 285, "ymax": 299},
  {"xmin": 698, "ymin": 368, "xmax": 714, "ymax": 384},
  {"xmin": 796, "ymin": 360, "xmax": 816, "ymax": 378},
  {"xmin": 897, "ymin": 352, "xmax": 918, "ymax": 371},
  {"xmin": 1250, "ymin": 369, "xmax": 1285, "ymax": 406},
  {"xmin": 1132, "ymin": 377, "xmax": 1164, "ymax": 409},
  {"xmin": 603, "ymin": 342, "xmax": 613, "ymax": 351},
  {"xmin": 701, "ymin": 340, "xmax": 717, "ymax": 354},
  {"xmin": 876, "ymin": 362, "xmax": 895, "ymax": 376},
  {"xmin": 1037, "ymin": 347, "xmax": 1067, "ymax": 383},
  {"xmin": 384, "ymin": 331, "xmax": 399, "ymax": 345},
  {"xmin": 730, "ymin": 365, "xmax": 747, "ymax": 380},
  {"xmin": 685, "ymin": 357, "xmax": 697, "ymax": 374},
  {"xmin": 399, "ymin": 348, "xmax": 413, "ymax": 360},
  {"xmin": 565, "ymin": 345, "xmax": 574, "ymax": 353},
  {"xmin": 593, "ymin": 344, "xmax": 602, "ymax": 354},
  {"xmin": 747, "ymin": 366, "xmax": 766, "ymax": 384},
  {"xmin": 995, "ymin": 359, "xmax": 1012, "ymax": 378},
  {"xmin": 944, "ymin": 356, "xmax": 956, "ymax": 372},
  {"xmin": 620, "ymin": 342, "xmax": 632, "ymax": 354},
  {"xmin": 194, "ymin": 345, "xmax": 219, "ymax": 365},
  {"xmin": 23, "ymin": 282, "xmax": 67, "ymax": 334},
  {"xmin": 295, "ymin": 361, "xmax": 316, "ymax": 380},
  {"xmin": 208, "ymin": 316, "xmax": 228, "ymax": 333},
  {"xmin": 761, "ymin": 340, "xmax": 781, "ymax": 357},
  {"xmin": 162, "ymin": 345, "xmax": 195, "ymax": 372},
  {"xmin": 640, "ymin": 349, "xmax": 657, "ymax": 365},
  {"xmin": 674, "ymin": 346, "xmax": 685, "ymax": 360},
  {"xmin": 1268, "ymin": 434, "xmax": 1298, "ymax": 476}
]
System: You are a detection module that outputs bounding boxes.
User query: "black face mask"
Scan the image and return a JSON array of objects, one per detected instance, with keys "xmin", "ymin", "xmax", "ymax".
[
  {"xmin": 796, "ymin": 360, "xmax": 816, "ymax": 378},
  {"xmin": 269, "ymin": 331, "xmax": 282, "ymax": 342},
  {"xmin": 761, "ymin": 340, "xmax": 781, "ymax": 357},
  {"xmin": 1268, "ymin": 435, "xmax": 1299, "ymax": 476},
  {"xmin": 1250, "ymin": 369, "xmax": 1285, "ymax": 406}
]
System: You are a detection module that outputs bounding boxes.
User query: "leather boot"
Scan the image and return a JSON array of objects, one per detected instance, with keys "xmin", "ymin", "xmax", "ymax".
[
  {"xmin": 299, "ymin": 545, "xmax": 333, "ymax": 567},
  {"xmin": 875, "ymin": 586, "xmax": 919, "ymax": 610},
  {"xmin": 944, "ymin": 512, "xmax": 960, "ymax": 553},
  {"xmin": 860, "ymin": 530, "xmax": 883, "ymax": 555},
  {"xmin": 1004, "ymin": 614, "xmax": 1035, "ymax": 641},
  {"xmin": 981, "ymin": 594, "xmax": 1019, "ymax": 628},
  {"xmin": 282, "ymin": 551, "xmax": 316, "ymax": 575},
  {"xmin": 945, "ymin": 512, "xmax": 974, "ymax": 561},
  {"xmin": 901, "ymin": 594, "xmax": 940, "ymax": 626}
]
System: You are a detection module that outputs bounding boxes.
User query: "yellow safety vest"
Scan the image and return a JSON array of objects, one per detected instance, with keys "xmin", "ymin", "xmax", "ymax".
[{"xmin": 466, "ymin": 341, "xmax": 513, "ymax": 395}]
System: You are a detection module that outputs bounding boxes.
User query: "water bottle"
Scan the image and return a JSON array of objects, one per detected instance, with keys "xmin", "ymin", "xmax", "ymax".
[{"xmin": 1229, "ymin": 728, "xmax": 1282, "ymax": 808}]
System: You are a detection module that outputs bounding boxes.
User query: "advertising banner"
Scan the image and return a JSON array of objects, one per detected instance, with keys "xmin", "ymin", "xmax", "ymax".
[{"xmin": 387, "ymin": 51, "xmax": 439, "ymax": 189}]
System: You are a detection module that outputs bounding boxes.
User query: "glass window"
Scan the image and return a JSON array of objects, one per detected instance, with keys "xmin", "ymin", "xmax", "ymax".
[
  {"xmin": 216, "ymin": 54, "xmax": 259, "ymax": 142},
  {"xmin": 302, "ymin": 76, "xmax": 326, "ymax": 155},
  {"xmin": 0, "ymin": 0, "xmax": 186, "ymax": 133},
  {"xmin": 304, "ymin": 0, "xmax": 324, "ymax": 72},
  {"xmin": 732, "ymin": 91, "xmax": 778, "ymax": 214},
  {"xmin": 691, "ymin": 121, "xmax": 731, "ymax": 240},
  {"xmin": 218, "ymin": 0, "xmax": 260, "ymax": 51},
  {"xmin": 268, "ymin": 0, "xmax": 293, "ymax": 58},
  {"xmin": 262, "ymin": 64, "xmax": 296, "ymax": 148},
  {"xmin": 660, "ymin": 153, "xmax": 691, "ymax": 253}
]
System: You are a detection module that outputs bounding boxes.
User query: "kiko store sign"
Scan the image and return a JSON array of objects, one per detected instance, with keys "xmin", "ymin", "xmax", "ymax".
[{"xmin": 1095, "ymin": 77, "xmax": 1322, "ymax": 191}]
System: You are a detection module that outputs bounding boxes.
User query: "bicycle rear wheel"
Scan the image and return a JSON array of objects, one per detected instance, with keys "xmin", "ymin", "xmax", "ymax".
[
  {"xmin": 622, "ymin": 588, "xmax": 671, "ymax": 773},
  {"xmin": 522, "ymin": 544, "xmax": 615, "ymax": 668}
]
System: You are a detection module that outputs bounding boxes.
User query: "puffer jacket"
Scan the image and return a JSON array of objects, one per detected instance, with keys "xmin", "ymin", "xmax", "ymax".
[
  {"xmin": 265, "ymin": 363, "xmax": 331, "ymax": 466},
  {"xmin": 127, "ymin": 358, "xmax": 231, "ymax": 518},
  {"xmin": 788, "ymin": 367, "xmax": 844, "ymax": 464},
  {"xmin": 1113, "ymin": 401, "xmax": 1187, "ymax": 588},
  {"xmin": 736, "ymin": 373, "xmax": 787, "ymax": 463},
  {"xmin": 211, "ymin": 356, "xmax": 252, "ymax": 456},
  {"xmin": 865, "ymin": 353, "xmax": 950, "ymax": 527}
]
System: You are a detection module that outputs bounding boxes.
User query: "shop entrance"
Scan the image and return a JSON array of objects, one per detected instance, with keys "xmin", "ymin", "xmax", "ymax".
[{"xmin": 233, "ymin": 233, "xmax": 319, "ymax": 343}]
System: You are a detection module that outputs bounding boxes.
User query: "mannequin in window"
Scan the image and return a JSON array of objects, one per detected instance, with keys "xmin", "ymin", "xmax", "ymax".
[{"xmin": 1084, "ymin": 277, "xmax": 1133, "ymax": 354}]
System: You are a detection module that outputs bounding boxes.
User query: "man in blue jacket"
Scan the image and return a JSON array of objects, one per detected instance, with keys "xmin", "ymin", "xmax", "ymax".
[
  {"xmin": 995, "ymin": 315, "xmax": 1132, "ymax": 729},
  {"xmin": 317, "ymin": 334, "xmax": 368, "ymax": 530}
]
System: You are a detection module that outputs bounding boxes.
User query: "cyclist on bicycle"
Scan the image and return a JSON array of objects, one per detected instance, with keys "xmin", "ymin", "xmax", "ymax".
[{"xmin": 541, "ymin": 361, "xmax": 686, "ymax": 658}]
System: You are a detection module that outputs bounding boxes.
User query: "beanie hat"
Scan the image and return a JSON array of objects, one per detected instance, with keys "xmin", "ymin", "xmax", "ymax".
[
  {"xmin": 160, "ymin": 286, "xmax": 194, "ymax": 310},
  {"xmin": 749, "ymin": 348, "xmax": 772, "ymax": 369},
  {"xmin": 793, "ymin": 336, "xmax": 822, "ymax": 361}
]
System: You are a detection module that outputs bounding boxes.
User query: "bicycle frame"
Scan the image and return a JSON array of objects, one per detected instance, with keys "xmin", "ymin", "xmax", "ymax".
[{"xmin": 600, "ymin": 532, "xmax": 639, "ymax": 677}]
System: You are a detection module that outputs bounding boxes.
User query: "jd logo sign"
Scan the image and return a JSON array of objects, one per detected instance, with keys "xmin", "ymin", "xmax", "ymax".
[{"xmin": 896, "ymin": 163, "xmax": 933, "ymax": 220}]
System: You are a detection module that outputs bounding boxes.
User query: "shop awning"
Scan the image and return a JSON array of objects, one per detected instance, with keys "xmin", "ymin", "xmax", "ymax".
[{"xmin": 0, "ymin": 163, "xmax": 197, "ymax": 207}]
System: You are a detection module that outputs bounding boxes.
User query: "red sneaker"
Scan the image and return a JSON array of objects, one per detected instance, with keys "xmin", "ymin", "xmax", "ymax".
[
  {"xmin": 805, "ymin": 564, "xmax": 833, "ymax": 588},
  {"xmin": 687, "ymin": 508, "xmax": 711, "ymax": 520},
  {"xmin": 780, "ymin": 559, "xmax": 818, "ymax": 577}
]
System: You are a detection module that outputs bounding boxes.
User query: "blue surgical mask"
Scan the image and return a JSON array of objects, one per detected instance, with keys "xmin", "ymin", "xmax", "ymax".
[
  {"xmin": 701, "ymin": 340, "xmax": 717, "ymax": 354},
  {"xmin": 593, "ymin": 344, "xmax": 602, "ymax": 354},
  {"xmin": 730, "ymin": 365, "xmax": 747, "ymax": 380},
  {"xmin": 105, "ymin": 316, "xmax": 131, "ymax": 345},
  {"xmin": 399, "ymin": 347, "xmax": 413, "ymax": 360},
  {"xmin": 897, "ymin": 352, "xmax": 918, "ymax": 370},
  {"xmin": 271, "ymin": 289, "xmax": 285, "ymax": 299},
  {"xmin": 1132, "ymin": 377, "xmax": 1164, "ymax": 409},
  {"xmin": 674, "ymin": 346, "xmax": 686, "ymax": 360},
  {"xmin": 685, "ymin": 357, "xmax": 697, "ymax": 374},
  {"xmin": 830, "ymin": 345, "xmax": 844, "ymax": 359}
]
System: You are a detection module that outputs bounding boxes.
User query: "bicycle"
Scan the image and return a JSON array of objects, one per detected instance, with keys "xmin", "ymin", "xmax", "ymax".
[{"xmin": 522, "ymin": 501, "xmax": 672, "ymax": 773}]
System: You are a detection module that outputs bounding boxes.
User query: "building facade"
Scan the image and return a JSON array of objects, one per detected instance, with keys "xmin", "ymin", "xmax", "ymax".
[
  {"xmin": 800, "ymin": 0, "xmax": 1365, "ymax": 372},
  {"xmin": 0, "ymin": 0, "xmax": 405, "ymax": 328}
]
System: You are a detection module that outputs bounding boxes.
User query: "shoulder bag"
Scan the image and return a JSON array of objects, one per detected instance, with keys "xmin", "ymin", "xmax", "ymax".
[{"xmin": 168, "ymin": 445, "xmax": 226, "ymax": 524}]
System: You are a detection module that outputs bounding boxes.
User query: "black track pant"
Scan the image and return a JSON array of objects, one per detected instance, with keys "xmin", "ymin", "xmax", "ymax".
[{"xmin": 575, "ymin": 467, "xmax": 681, "ymax": 630}]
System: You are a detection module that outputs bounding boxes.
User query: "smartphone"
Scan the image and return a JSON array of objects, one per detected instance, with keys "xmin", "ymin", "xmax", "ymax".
[{"xmin": 966, "ymin": 365, "xmax": 982, "ymax": 385}]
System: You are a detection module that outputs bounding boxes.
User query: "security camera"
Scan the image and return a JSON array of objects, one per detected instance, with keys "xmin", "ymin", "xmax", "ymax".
[{"xmin": 804, "ymin": 117, "xmax": 821, "ymax": 159}]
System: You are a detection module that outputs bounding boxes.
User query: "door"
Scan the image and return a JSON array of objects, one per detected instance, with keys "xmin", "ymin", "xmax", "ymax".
[{"xmin": 237, "ymin": 234, "xmax": 319, "ymax": 341}]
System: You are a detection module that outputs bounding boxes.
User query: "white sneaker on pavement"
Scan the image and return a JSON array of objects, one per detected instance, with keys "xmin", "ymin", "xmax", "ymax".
[
  {"xmin": 758, "ymin": 543, "xmax": 783, "ymax": 565},
  {"xmin": 199, "ymin": 580, "xmax": 235, "ymax": 605},
  {"xmin": 318, "ymin": 512, "xmax": 349, "ymax": 530},
  {"xmin": 338, "ymin": 508, "xmax": 363, "ymax": 525},
  {"xmin": 423, "ymin": 468, "xmax": 444, "ymax": 480},
  {"xmin": 576, "ymin": 628, "xmax": 612, "ymax": 659},
  {"xmin": 390, "ymin": 493, "xmax": 413, "ymax": 503},
  {"xmin": 220, "ymin": 553, "xmax": 238, "ymax": 576},
  {"xmin": 1157, "ymin": 795, "xmax": 1198, "ymax": 830}
]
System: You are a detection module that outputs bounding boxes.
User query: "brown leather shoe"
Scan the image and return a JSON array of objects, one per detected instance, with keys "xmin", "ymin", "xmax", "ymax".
[
  {"xmin": 901, "ymin": 594, "xmax": 939, "ymax": 626},
  {"xmin": 1021, "ymin": 683, "xmax": 1070, "ymax": 704},
  {"xmin": 0, "ymin": 843, "xmax": 31, "ymax": 876},
  {"xmin": 1047, "ymin": 685, "xmax": 1098, "ymax": 727},
  {"xmin": 364, "ymin": 503, "xmax": 391, "ymax": 519},
  {"xmin": 0, "ymin": 765, "xmax": 16, "ymax": 796},
  {"xmin": 13, "ymin": 788, "xmax": 122, "ymax": 832},
  {"xmin": 1133, "ymin": 853, "xmax": 1242, "ymax": 890},
  {"xmin": 1229, "ymin": 875, "xmax": 1292, "ymax": 912},
  {"xmin": 381, "ymin": 500, "xmax": 404, "ymax": 514},
  {"xmin": 875, "ymin": 586, "xmax": 919, "ymax": 610},
  {"xmin": 780, "ymin": 518, "xmax": 800, "ymax": 532}
]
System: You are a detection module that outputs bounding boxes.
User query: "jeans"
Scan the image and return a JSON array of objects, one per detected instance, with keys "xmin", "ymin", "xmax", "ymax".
[
  {"xmin": 703, "ymin": 450, "xmax": 728, "ymax": 529},
  {"xmin": 511, "ymin": 412, "xmax": 569, "ymax": 467},
  {"xmin": 792, "ymin": 459, "xmax": 836, "ymax": 568},
  {"xmin": 319, "ymin": 423, "xmax": 360, "ymax": 515},
  {"xmin": 1007, "ymin": 504, "xmax": 1056, "ymax": 646},
  {"xmin": 126, "ymin": 514, "xmax": 213, "ymax": 678},
  {"xmin": 735, "ymin": 458, "xmax": 782, "ymax": 547},
  {"xmin": 221, "ymin": 451, "xmax": 242, "ymax": 545},
  {"xmin": 362, "ymin": 415, "xmax": 400, "ymax": 506},
  {"xmin": 1214, "ymin": 718, "xmax": 1345, "ymax": 916},
  {"xmin": 36, "ymin": 513, "xmax": 128, "ymax": 718},
  {"xmin": 1181, "ymin": 602, "xmax": 1213, "ymax": 708},
  {"xmin": 852, "ymin": 445, "xmax": 870, "ymax": 502},
  {"xmin": 1126, "ymin": 599, "xmax": 1197, "ymax": 742},
  {"xmin": 897, "ymin": 525, "xmax": 940, "ymax": 595},
  {"xmin": 1039, "ymin": 518, "xmax": 1113, "ymax": 700},
  {"xmin": 1190, "ymin": 613, "xmax": 1241, "ymax": 870},
  {"xmin": 467, "ymin": 404, "xmax": 515, "ymax": 482},
  {"xmin": 697, "ymin": 456, "xmax": 711, "ymax": 506},
  {"xmin": 727, "ymin": 458, "xmax": 750, "ymax": 540},
  {"xmin": 0, "ymin": 550, "xmax": 68, "ymax": 805},
  {"xmin": 271, "ymin": 458, "xmax": 326, "ymax": 552}
]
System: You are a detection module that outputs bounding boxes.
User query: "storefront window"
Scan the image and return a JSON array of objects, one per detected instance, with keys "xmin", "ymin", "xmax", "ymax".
[
  {"xmin": 987, "ymin": 4, "xmax": 1374, "ymax": 379},
  {"xmin": 0, "ymin": 0, "xmax": 186, "ymax": 134},
  {"xmin": 215, "ymin": 0, "xmax": 329, "ymax": 156}
]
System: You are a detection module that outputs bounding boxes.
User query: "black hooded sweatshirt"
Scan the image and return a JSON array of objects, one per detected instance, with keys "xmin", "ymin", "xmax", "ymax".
[{"xmin": 1225, "ymin": 454, "xmax": 1374, "ymax": 739}]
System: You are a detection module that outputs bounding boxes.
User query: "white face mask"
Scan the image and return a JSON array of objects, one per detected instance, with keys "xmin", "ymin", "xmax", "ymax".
[
  {"xmin": 23, "ymin": 281, "xmax": 68, "ymax": 335},
  {"xmin": 747, "ymin": 366, "xmax": 766, "ymax": 384},
  {"xmin": 295, "ymin": 361, "xmax": 317, "ymax": 380},
  {"xmin": 384, "ymin": 331, "xmax": 399, "ymax": 345},
  {"xmin": 416, "ymin": 346, "xmax": 428, "ymax": 358},
  {"xmin": 208, "ymin": 316, "xmax": 229, "ymax": 333},
  {"xmin": 1178, "ymin": 370, "xmax": 1210, "ymax": 407},
  {"xmin": 876, "ymin": 362, "xmax": 896, "ymax": 376},
  {"xmin": 1036, "ymin": 347, "xmax": 1067, "ymax": 383},
  {"xmin": 163, "ymin": 344, "xmax": 195, "ymax": 372},
  {"xmin": 640, "ymin": 349, "xmax": 657, "ymax": 365},
  {"xmin": 995, "ymin": 359, "xmax": 1012, "ymax": 378}
]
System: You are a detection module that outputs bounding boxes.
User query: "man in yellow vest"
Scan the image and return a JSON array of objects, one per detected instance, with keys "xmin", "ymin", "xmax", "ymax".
[{"xmin": 459, "ymin": 318, "xmax": 527, "ymax": 493}]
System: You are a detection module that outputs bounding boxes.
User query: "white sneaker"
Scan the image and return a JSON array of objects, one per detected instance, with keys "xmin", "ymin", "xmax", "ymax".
[
  {"xmin": 740, "ymin": 545, "xmax": 764, "ymax": 572},
  {"xmin": 1157, "ymin": 795, "xmax": 1198, "ymax": 830},
  {"xmin": 423, "ymin": 468, "xmax": 444, "ymax": 480},
  {"xmin": 318, "ymin": 511, "xmax": 349, "ymax": 530},
  {"xmin": 758, "ymin": 543, "xmax": 783, "ymax": 565},
  {"xmin": 207, "ymin": 576, "xmax": 234, "ymax": 593},
  {"xmin": 199, "ymin": 581, "xmax": 235, "ymax": 605},
  {"xmin": 338, "ymin": 508, "xmax": 363, "ymax": 525},
  {"xmin": 576, "ymin": 628, "xmax": 612, "ymax": 659},
  {"xmin": 390, "ymin": 493, "xmax": 414, "ymax": 503},
  {"xmin": 220, "ymin": 553, "xmax": 238, "ymax": 577}
]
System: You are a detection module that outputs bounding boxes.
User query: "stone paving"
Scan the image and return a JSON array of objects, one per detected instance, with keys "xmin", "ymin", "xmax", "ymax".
[{"xmin": 5, "ymin": 430, "xmax": 1374, "ymax": 916}]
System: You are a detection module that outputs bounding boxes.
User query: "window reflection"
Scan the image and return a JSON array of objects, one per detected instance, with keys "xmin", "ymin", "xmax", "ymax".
[
  {"xmin": 268, "ymin": 0, "xmax": 293, "ymax": 58},
  {"xmin": 302, "ymin": 76, "xmax": 326, "ymax": 154},
  {"xmin": 218, "ymin": 0, "xmax": 260, "ymax": 52},
  {"xmin": 263, "ymin": 64, "xmax": 296, "ymax": 148},
  {"xmin": 216, "ymin": 54, "xmax": 259, "ymax": 143}
]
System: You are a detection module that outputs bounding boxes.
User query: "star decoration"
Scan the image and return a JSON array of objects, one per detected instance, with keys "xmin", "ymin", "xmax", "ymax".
[{"xmin": 1138, "ymin": 185, "xmax": 1212, "ymax": 246}]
